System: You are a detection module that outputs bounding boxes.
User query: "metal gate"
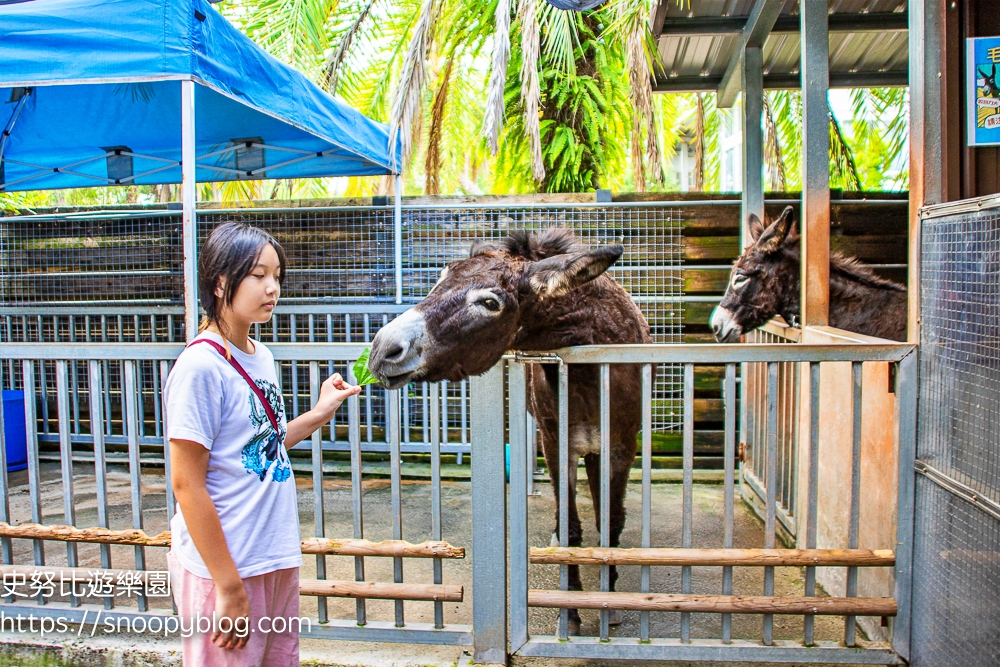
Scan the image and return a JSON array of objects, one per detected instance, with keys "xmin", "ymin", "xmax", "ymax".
[
  {"xmin": 0, "ymin": 343, "xmax": 472, "ymax": 645},
  {"xmin": 472, "ymin": 341, "xmax": 918, "ymax": 664},
  {"xmin": 910, "ymin": 196, "xmax": 1000, "ymax": 666}
]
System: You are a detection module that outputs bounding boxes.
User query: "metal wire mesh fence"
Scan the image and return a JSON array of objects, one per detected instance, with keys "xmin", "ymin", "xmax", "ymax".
[
  {"xmin": 0, "ymin": 203, "xmax": 685, "ymax": 455},
  {"xmin": 912, "ymin": 199, "xmax": 1000, "ymax": 667}
]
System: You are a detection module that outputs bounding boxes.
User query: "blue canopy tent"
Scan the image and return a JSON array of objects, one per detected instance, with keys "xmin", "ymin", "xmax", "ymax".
[{"xmin": 0, "ymin": 0, "xmax": 403, "ymax": 338}]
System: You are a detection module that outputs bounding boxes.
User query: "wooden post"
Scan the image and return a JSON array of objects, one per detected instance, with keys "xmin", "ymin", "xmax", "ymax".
[{"xmin": 800, "ymin": 0, "xmax": 830, "ymax": 327}]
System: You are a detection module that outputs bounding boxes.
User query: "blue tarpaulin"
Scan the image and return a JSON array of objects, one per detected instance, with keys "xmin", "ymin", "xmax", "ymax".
[{"xmin": 0, "ymin": 0, "xmax": 399, "ymax": 191}]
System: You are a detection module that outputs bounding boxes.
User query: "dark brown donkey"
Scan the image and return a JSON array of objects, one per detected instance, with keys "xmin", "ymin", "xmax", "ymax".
[
  {"xmin": 368, "ymin": 229, "xmax": 651, "ymax": 635},
  {"xmin": 710, "ymin": 206, "xmax": 907, "ymax": 342}
]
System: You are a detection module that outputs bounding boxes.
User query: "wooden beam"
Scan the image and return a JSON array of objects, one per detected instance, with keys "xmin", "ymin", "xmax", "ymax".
[
  {"xmin": 301, "ymin": 538, "xmax": 465, "ymax": 559},
  {"xmin": 0, "ymin": 522, "xmax": 171, "ymax": 547},
  {"xmin": 529, "ymin": 547, "xmax": 896, "ymax": 567},
  {"xmin": 528, "ymin": 590, "xmax": 898, "ymax": 616},
  {"xmin": 299, "ymin": 579, "xmax": 463, "ymax": 602},
  {"xmin": 658, "ymin": 12, "xmax": 908, "ymax": 36},
  {"xmin": 654, "ymin": 71, "xmax": 909, "ymax": 93},
  {"xmin": 0, "ymin": 523, "xmax": 465, "ymax": 559},
  {"xmin": 717, "ymin": 0, "xmax": 784, "ymax": 108},
  {"xmin": 800, "ymin": 0, "xmax": 830, "ymax": 327},
  {"xmin": 0, "ymin": 564, "xmax": 463, "ymax": 603}
]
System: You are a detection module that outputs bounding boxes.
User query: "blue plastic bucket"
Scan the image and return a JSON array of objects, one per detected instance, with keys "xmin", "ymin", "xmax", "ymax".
[{"xmin": 2, "ymin": 390, "xmax": 28, "ymax": 472}]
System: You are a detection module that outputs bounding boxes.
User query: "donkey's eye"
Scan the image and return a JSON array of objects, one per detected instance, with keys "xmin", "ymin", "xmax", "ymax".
[
  {"xmin": 481, "ymin": 298, "xmax": 501, "ymax": 311},
  {"xmin": 732, "ymin": 274, "xmax": 750, "ymax": 290}
]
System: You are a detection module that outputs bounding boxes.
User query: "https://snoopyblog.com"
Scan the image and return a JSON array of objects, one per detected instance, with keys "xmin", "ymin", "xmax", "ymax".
[{"xmin": 0, "ymin": 569, "xmax": 311, "ymax": 638}]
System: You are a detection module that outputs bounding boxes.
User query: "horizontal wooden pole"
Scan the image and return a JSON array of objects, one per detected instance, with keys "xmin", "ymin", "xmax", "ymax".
[
  {"xmin": 301, "ymin": 538, "xmax": 464, "ymax": 559},
  {"xmin": 0, "ymin": 565, "xmax": 463, "ymax": 603},
  {"xmin": 529, "ymin": 547, "xmax": 895, "ymax": 567},
  {"xmin": 0, "ymin": 524, "xmax": 464, "ymax": 559},
  {"xmin": 300, "ymin": 579, "xmax": 463, "ymax": 602},
  {"xmin": 0, "ymin": 564, "xmax": 164, "ymax": 585},
  {"xmin": 0, "ymin": 523, "xmax": 171, "ymax": 547},
  {"xmin": 528, "ymin": 590, "xmax": 897, "ymax": 616}
]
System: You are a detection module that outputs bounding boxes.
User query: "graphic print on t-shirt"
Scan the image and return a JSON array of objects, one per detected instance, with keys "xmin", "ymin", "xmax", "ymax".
[{"xmin": 242, "ymin": 379, "xmax": 291, "ymax": 483}]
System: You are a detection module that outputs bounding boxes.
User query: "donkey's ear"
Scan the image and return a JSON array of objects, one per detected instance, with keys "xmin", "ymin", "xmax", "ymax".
[
  {"xmin": 522, "ymin": 245, "xmax": 623, "ymax": 298},
  {"xmin": 748, "ymin": 213, "xmax": 765, "ymax": 241},
  {"xmin": 754, "ymin": 206, "xmax": 794, "ymax": 255},
  {"xmin": 470, "ymin": 240, "xmax": 498, "ymax": 257}
]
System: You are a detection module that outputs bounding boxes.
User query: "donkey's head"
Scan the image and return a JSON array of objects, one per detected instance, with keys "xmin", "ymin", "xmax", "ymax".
[
  {"xmin": 710, "ymin": 206, "xmax": 800, "ymax": 343},
  {"xmin": 369, "ymin": 229, "xmax": 622, "ymax": 389}
]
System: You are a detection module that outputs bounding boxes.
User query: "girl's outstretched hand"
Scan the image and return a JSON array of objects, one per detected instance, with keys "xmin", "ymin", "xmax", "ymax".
[{"xmin": 315, "ymin": 373, "xmax": 362, "ymax": 418}]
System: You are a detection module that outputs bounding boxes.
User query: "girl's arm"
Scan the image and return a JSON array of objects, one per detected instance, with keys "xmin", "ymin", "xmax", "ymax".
[
  {"xmin": 284, "ymin": 373, "xmax": 361, "ymax": 448},
  {"xmin": 170, "ymin": 438, "xmax": 250, "ymax": 650}
]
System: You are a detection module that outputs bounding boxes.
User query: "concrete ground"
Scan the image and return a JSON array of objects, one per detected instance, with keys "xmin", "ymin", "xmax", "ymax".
[{"xmin": 0, "ymin": 462, "xmax": 886, "ymax": 666}]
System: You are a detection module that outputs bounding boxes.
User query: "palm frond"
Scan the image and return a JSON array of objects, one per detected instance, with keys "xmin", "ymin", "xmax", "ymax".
[
  {"xmin": 483, "ymin": 0, "xmax": 512, "ymax": 154},
  {"xmin": 323, "ymin": 0, "xmax": 377, "ymax": 94},
  {"xmin": 828, "ymin": 104, "xmax": 861, "ymax": 190},
  {"xmin": 388, "ymin": 0, "xmax": 438, "ymax": 169},
  {"xmin": 519, "ymin": 0, "xmax": 545, "ymax": 181},
  {"xmin": 425, "ymin": 58, "xmax": 454, "ymax": 194},
  {"xmin": 763, "ymin": 92, "xmax": 787, "ymax": 191}
]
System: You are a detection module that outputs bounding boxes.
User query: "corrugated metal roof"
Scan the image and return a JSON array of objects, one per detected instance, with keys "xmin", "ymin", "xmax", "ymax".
[{"xmin": 653, "ymin": 0, "xmax": 908, "ymax": 91}]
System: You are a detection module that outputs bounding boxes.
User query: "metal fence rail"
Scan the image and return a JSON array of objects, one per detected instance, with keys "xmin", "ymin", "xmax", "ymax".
[
  {"xmin": 0, "ymin": 342, "xmax": 470, "ymax": 645},
  {"xmin": 483, "ymin": 342, "xmax": 916, "ymax": 664},
  {"xmin": 0, "ymin": 202, "xmax": 690, "ymax": 464}
]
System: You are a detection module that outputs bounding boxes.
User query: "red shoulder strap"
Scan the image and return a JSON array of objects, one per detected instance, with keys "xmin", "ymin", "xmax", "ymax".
[{"xmin": 188, "ymin": 338, "xmax": 281, "ymax": 433}]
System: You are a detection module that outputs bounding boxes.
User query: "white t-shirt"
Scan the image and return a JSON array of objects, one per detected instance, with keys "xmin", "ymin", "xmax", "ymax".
[{"xmin": 164, "ymin": 331, "xmax": 302, "ymax": 579}]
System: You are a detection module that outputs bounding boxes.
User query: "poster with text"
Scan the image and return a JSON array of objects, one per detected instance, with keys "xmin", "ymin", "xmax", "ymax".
[{"xmin": 968, "ymin": 36, "xmax": 1000, "ymax": 146}]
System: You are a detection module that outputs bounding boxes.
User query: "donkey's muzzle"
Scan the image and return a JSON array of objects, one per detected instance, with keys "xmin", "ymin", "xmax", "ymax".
[
  {"xmin": 710, "ymin": 306, "xmax": 742, "ymax": 343},
  {"xmin": 369, "ymin": 308, "xmax": 427, "ymax": 389}
]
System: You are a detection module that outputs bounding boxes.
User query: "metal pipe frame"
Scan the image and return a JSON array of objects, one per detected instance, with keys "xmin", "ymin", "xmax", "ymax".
[
  {"xmin": 180, "ymin": 79, "xmax": 198, "ymax": 342},
  {"xmin": 497, "ymin": 338, "xmax": 915, "ymax": 664},
  {"xmin": 0, "ymin": 346, "xmax": 472, "ymax": 646}
]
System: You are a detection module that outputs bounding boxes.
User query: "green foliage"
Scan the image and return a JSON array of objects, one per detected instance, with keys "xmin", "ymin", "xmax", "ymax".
[
  {"xmin": 496, "ymin": 8, "xmax": 629, "ymax": 193},
  {"xmin": 5, "ymin": 1, "xmax": 911, "ymax": 205},
  {"xmin": 352, "ymin": 348, "xmax": 380, "ymax": 386}
]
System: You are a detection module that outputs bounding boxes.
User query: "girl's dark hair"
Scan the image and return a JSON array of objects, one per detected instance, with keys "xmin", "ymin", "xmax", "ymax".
[{"xmin": 199, "ymin": 222, "xmax": 287, "ymax": 331}]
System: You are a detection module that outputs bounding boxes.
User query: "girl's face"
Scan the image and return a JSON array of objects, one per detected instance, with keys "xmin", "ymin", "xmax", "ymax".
[{"xmin": 217, "ymin": 244, "xmax": 282, "ymax": 326}]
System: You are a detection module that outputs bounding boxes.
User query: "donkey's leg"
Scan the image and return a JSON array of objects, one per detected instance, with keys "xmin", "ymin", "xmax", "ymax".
[
  {"xmin": 544, "ymin": 442, "xmax": 584, "ymax": 635},
  {"xmin": 607, "ymin": 458, "xmax": 632, "ymax": 592},
  {"xmin": 584, "ymin": 452, "xmax": 627, "ymax": 625}
]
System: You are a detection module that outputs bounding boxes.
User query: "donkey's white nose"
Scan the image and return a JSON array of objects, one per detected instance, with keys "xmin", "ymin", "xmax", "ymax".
[
  {"xmin": 710, "ymin": 306, "xmax": 742, "ymax": 343},
  {"xmin": 369, "ymin": 308, "xmax": 427, "ymax": 387}
]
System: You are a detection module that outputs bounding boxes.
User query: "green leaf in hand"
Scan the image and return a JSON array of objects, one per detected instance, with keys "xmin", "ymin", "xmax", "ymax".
[{"xmin": 352, "ymin": 348, "xmax": 380, "ymax": 386}]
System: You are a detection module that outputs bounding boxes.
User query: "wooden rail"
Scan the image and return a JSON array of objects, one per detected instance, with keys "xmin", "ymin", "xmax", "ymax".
[
  {"xmin": 299, "ymin": 579, "xmax": 463, "ymax": 602},
  {"xmin": 527, "ymin": 590, "xmax": 897, "ymax": 616},
  {"xmin": 0, "ymin": 523, "xmax": 464, "ymax": 558},
  {"xmin": 529, "ymin": 547, "xmax": 895, "ymax": 567},
  {"xmin": 0, "ymin": 565, "xmax": 463, "ymax": 602}
]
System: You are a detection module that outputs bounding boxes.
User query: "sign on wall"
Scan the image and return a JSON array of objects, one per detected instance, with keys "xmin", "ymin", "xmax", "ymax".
[{"xmin": 968, "ymin": 36, "xmax": 1000, "ymax": 146}]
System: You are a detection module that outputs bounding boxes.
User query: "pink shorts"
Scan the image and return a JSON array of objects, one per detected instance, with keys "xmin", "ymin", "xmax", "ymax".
[{"xmin": 167, "ymin": 550, "xmax": 300, "ymax": 667}]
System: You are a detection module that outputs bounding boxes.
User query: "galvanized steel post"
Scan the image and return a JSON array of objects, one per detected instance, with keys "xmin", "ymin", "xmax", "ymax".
[
  {"xmin": 181, "ymin": 79, "xmax": 198, "ymax": 341},
  {"xmin": 394, "ymin": 175, "xmax": 403, "ymax": 305},
  {"xmin": 470, "ymin": 364, "xmax": 507, "ymax": 664}
]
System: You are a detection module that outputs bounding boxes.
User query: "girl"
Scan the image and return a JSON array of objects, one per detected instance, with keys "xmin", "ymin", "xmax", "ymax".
[{"xmin": 164, "ymin": 222, "xmax": 361, "ymax": 666}]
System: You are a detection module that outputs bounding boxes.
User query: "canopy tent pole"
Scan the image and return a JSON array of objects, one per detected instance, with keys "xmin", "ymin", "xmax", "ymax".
[
  {"xmin": 741, "ymin": 46, "xmax": 765, "ymax": 248},
  {"xmin": 394, "ymin": 175, "xmax": 403, "ymax": 305},
  {"xmin": 799, "ymin": 0, "xmax": 830, "ymax": 327},
  {"xmin": 181, "ymin": 79, "xmax": 198, "ymax": 341}
]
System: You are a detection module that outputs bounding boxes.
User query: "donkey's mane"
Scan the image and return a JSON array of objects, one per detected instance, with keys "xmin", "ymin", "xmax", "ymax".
[
  {"xmin": 783, "ymin": 227, "xmax": 905, "ymax": 292},
  {"xmin": 829, "ymin": 252, "xmax": 906, "ymax": 291},
  {"xmin": 503, "ymin": 228, "xmax": 576, "ymax": 260}
]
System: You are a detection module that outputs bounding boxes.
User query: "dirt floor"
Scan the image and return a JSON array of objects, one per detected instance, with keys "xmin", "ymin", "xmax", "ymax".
[{"xmin": 0, "ymin": 462, "xmax": 884, "ymax": 667}]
